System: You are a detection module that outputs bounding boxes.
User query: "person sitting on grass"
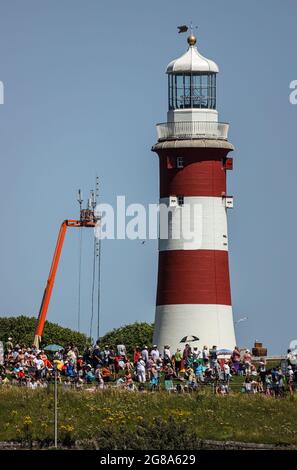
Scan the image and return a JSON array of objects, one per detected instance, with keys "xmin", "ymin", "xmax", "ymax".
[
  {"xmin": 250, "ymin": 378, "xmax": 258, "ymax": 394},
  {"xmin": 256, "ymin": 375, "xmax": 264, "ymax": 393},
  {"xmin": 265, "ymin": 373, "xmax": 272, "ymax": 396},
  {"xmin": 194, "ymin": 362, "xmax": 204, "ymax": 383},
  {"xmin": 124, "ymin": 369, "xmax": 133, "ymax": 388},
  {"xmin": 242, "ymin": 376, "xmax": 252, "ymax": 393},
  {"xmin": 95, "ymin": 366, "xmax": 105, "ymax": 389},
  {"xmin": 184, "ymin": 366, "xmax": 196, "ymax": 389},
  {"xmin": 63, "ymin": 377, "xmax": 72, "ymax": 388},
  {"xmin": 216, "ymin": 382, "xmax": 229, "ymax": 395},
  {"xmin": 126, "ymin": 382, "xmax": 137, "ymax": 392},
  {"xmin": 85, "ymin": 364, "xmax": 95, "ymax": 383},
  {"xmin": 27, "ymin": 377, "xmax": 38, "ymax": 389},
  {"xmin": 66, "ymin": 361, "xmax": 76, "ymax": 378},
  {"xmin": 100, "ymin": 366, "xmax": 111, "ymax": 383},
  {"xmin": 116, "ymin": 377, "xmax": 125, "ymax": 387},
  {"xmin": 203, "ymin": 363, "xmax": 213, "ymax": 384},
  {"xmin": 124, "ymin": 358, "xmax": 133, "ymax": 373}
]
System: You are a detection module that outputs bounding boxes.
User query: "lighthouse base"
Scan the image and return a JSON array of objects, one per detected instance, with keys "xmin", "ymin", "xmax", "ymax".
[{"xmin": 153, "ymin": 304, "xmax": 236, "ymax": 354}]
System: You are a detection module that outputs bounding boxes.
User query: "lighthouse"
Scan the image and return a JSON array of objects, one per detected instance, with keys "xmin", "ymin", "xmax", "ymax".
[{"xmin": 152, "ymin": 32, "xmax": 236, "ymax": 353}]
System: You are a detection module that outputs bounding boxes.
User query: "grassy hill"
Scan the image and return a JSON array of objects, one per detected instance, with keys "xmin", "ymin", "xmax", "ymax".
[{"xmin": 0, "ymin": 387, "xmax": 297, "ymax": 448}]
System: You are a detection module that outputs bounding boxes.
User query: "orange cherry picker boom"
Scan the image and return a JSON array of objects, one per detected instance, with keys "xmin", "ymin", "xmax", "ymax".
[{"xmin": 33, "ymin": 190, "xmax": 100, "ymax": 348}]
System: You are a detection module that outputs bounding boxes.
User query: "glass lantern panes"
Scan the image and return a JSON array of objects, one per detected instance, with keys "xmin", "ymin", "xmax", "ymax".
[{"xmin": 168, "ymin": 73, "xmax": 216, "ymax": 110}]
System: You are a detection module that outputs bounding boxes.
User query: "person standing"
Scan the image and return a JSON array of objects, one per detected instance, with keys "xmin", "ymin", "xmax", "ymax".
[
  {"xmin": 223, "ymin": 361, "xmax": 231, "ymax": 383},
  {"xmin": 5, "ymin": 337, "xmax": 13, "ymax": 352},
  {"xmin": 174, "ymin": 348, "xmax": 183, "ymax": 376},
  {"xmin": 93, "ymin": 345, "xmax": 103, "ymax": 369},
  {"xmin": 33, "ymin": 354, "xmax": 44, "ymax": 379},
  {"xmin": 209, "ymin": 345, "xmax": 218, "ymax": 370},
  {"xmin": 103, "ymin": 345, "xmax": 111, "ymax": 366},
  {"xmin": 133, "ymin": 346, "xmax": 141, "ymax": 366},
  {"xmin": 141, "ymin": 346, "xmax": 149, "ymax": 364},
  {"xmin": 150, "ymin": 345, "xmax": 160, "ymax": 362},
  {"xmin": 117, "ymin": 344, "xmax": 126, "ymax": 357},
  {"xmin": 202, "ymin": 346, "xmax": 209, "ymax": 364},
  {"xmin": 243, "ymin": 349, "xmax": 252, "ymax": 375},
  {"xmin": 182, "ymin": 344, "xmax": 191, "ymax": 368},
  {"xmin": 286, "ymin": 365, "xmax": 294, "ymax": 394},
  {"xmin": 136, "ymin": 359, "xmax": 146, "ymax": 383},
  {"xmin": 66, "ymin": 346, "xmax": 77, "ymax": 365},
  {"xmin": 192, "ymin": 347, "xmax": 200, "ymax": 360},
  {"xmin": 258, "ymin": 358, "xmax": 267, "ymax": 388},
  {"xmin": 231, "ymin": 346, "xmax": 241, "ymax": 375},
  {"xmin": 163, "ymin": 345, "xmax": 171, "ymax": 365}
]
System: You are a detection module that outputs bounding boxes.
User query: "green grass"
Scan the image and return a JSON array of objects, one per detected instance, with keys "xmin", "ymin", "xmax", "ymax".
[{"xmin": 0, "ymin": 386, "xmax": 297, "ymax": 449}]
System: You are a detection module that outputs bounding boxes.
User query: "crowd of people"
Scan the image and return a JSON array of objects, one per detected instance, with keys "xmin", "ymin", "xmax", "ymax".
[{"xmin": 1, "ymin": 337, "xmax": 297, "ymax": 396}]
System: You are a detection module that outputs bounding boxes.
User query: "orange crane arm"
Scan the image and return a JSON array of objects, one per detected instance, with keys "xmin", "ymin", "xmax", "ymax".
[
  {"xmin": 33, "ymin": 212, "xmax": 98, "ymax": 349},
  {"xmin": 33, "ymin": 221, "xmax": 68, "ymax": 348}
]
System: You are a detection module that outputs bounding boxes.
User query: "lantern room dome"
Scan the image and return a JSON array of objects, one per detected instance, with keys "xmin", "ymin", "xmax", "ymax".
[{"xmin": 166, "ymin": 35, "xmax": 219, "ymax": 74}]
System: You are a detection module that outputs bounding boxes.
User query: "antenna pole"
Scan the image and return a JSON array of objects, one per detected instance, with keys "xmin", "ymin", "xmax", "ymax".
[
  {"xmin": 95, "ymin": 176, "xmax": 101, "ymax": 342},
  {"xmin": 77, "ymin": 189, "xmax": 84, "ymax": 332}
]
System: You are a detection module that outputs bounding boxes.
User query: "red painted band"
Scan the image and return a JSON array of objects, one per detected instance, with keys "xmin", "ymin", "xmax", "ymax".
[
  {"xmin": 156, "ymin": 250, "xmax": 232, "ymax": 306},
  {"xmin": 155, "ymin": 148, "xmax": 232, "ymax": 198}
]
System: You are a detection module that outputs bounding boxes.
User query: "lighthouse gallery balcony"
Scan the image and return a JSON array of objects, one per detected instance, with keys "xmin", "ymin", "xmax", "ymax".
[{"xmin": 156, "ymin": 121, "xmax": 229, "ymax": 141}]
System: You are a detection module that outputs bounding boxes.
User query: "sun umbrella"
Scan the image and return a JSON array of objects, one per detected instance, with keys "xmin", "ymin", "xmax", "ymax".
[
  {"xmin": 216, "ymin": 348, "xmax": 232, "ymax": 355},
  {"xmin": 180, "ymin": 335, "xmax": 199, "ymax": 343},
  {"xmin": 43, "ymin": 344, "xmax": 64, "ymax": 352}
]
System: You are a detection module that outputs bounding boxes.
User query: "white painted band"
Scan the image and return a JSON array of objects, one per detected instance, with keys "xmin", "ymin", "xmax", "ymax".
[
  {"xmin": 153, "ymin": 304, "xmax": 236, "ymax": 354},
  {"xmin": 159, "ymin": 196, "xmax": 229, "ymax": 251}
]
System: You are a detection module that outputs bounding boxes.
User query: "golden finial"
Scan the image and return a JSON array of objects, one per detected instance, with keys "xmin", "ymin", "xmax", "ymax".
[{"xmin": 187, "ymin": 34, "xmax": 197, "ymax": 46}]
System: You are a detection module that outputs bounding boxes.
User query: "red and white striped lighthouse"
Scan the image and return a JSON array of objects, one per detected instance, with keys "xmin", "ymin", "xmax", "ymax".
[{"xmin": 152, "ymin": 33, "xmax": 236, "ymax": 353}]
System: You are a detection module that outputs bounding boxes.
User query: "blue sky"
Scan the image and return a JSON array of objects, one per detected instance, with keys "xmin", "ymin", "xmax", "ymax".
[{"xmin": 0, "ymin": 0, "xmax": 296, "ymax": 354}]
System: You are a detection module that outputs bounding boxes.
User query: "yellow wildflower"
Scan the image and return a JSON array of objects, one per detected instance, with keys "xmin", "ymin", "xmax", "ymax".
[{"xmin": 23, "ymin": 416, "xmax": 32, "ymax": 425}]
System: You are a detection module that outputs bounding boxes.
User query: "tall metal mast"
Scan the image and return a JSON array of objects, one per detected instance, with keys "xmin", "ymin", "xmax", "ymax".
[{"xmin": 95, "ymin": 176, "xmax": 101, "ymax": 342}]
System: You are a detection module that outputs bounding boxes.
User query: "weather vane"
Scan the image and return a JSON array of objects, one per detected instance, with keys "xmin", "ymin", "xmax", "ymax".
[{"xmin": 177, "ymin": 22, "xmax": 198, "ymax": 35}]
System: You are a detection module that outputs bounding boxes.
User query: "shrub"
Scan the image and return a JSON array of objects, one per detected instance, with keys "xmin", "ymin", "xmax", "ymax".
[
  {"xmin": 0, "ymin": 315, "xmax": 89, "ymax": 352},
  {"xmin": 98, "ymin": 322, "xmax": 154, "ymax": 355}
]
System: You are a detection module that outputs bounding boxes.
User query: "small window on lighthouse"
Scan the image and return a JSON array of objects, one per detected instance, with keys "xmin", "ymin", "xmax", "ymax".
[
  {"xmin": 169, "ymin": 196, "xmax": 178, "ymax": 207},
  {"xmin": 176, "ymin": 156, "xmax": 184, "ymax": 169},
  {"xmin": 225, "ymin": 197, "xmax": 234, "ymax": 209},
  {"xmin": 177, "ymin": 195, "xmax": 184, "ymax": 206}
]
